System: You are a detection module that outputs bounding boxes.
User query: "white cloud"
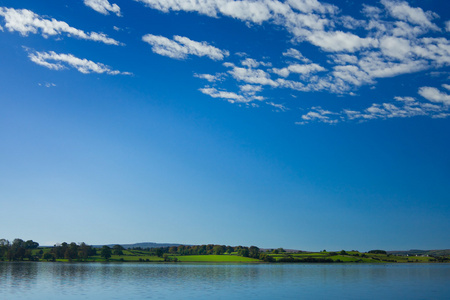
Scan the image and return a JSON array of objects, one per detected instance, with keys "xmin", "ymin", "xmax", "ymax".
[
  {"xmin": 282, "ymin": 48, "xmax": 311, "ymax": 63},
  {"xmin": 296, "ymin": 107, "xmax": 338, "ymax": 125},
  {"xmin": 219, "ymin": 1, "xmax": 271, "ymax": 23},
  {"xmin": 442, "ymin": 84, "xmax": 450, "ymax": 91},
  {"xmin": 241, "ymin": 58, "xmax": 271, "ymax": 68},
  {"xmin": 379, "ymin": 36, "xmax": 412, "ymax": 59},
  {"xmin": 412, "ymin": 38, "xmax": 450, "ymax": 66},
  {"xmin": 28, "ymin": 50, "xmax": 131, "ymax": 75},
  {"xmin": 272, "ymin": 63, "xmax": 325, "ymax": 77},
  {"xmin": 329, "ymin": 54, "xmax": 359, "ymax": 65},
  {"xmin": 287, "ymin": 0, "xmax": 337, "ymax": 14},
  {"xmin": 276, "ymin": 78, "xmax": 306, "ymax": 91},
  {"xmin": 199, "ymin": 87, "xmax": 262, "ymax": 103},
  {"xmin": 0, "ymin": 7, "xmax": 121, "ymax": 45},
  {"xmin": 339, "ymin": 15, "xmax": 366, "ymax": 30},
  {"xmin": 142, "ymin": 34, "xmax": 229, "ymax": 60},
  {"xmin": 239, "ymin": 84, "xmax": 262, "ymax": 94},
  {"xmin": 299, "ymin": 95, "xmax": 450, "ymax": 124},
  {"xmin": 362, "ymin": 5, "xmax": 382, "ymax": 18},
  {"xmin": 136, "ymin": 0, "xmax": 221, "ymax": 17},
  {"xmin": 381, "ymin": 0, "xmax": 439, "ymax": 30},
  {"xmin": 331, "ymin": 65, "xmax": 372, "ymax": 87},
  {"xmin": 266, "ymin": 101, "xmax": 288, "ymax": 111},
  {"xmin": 135, "ymin": 0, "xmax": 450, "ymax": 118},
  {"xmin": 194, "ymin": 73, "xmax": 222, "ymax": 82},
  {"xmin": 418, "ymin": 86, "xmax": 450, "ymax": 105},
  {"xmin": 446, "ymin": 21, "xmax": 450, "ymax": 32},
  {"xmin": 84, "ymin": 0, "xmax": 121, "ymax": 16},
  {"xmin": 359, "ymin": 52, "xmax": 429, "ymax": 78},
  {"xmin": 305, "ymin": 30, "xmax": 378, "ymax": 52},
  {"xmin": 225, "ymin": 63, "xmax": 279, "ymax": 87},
  {"xmin": 38, "ymin": 82, "xmax": 56, "ymax": 88}
]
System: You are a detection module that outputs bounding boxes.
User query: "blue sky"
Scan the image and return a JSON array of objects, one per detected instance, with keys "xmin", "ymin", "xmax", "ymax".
[{"xmin": 0, "ymin": 0, "xmax": 449, "ymax": 251}]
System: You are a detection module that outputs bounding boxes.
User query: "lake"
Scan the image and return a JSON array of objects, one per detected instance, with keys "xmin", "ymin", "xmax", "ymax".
[{"xmin": 0, "ymin": 262, "xmax": 449, "ymax": 299}]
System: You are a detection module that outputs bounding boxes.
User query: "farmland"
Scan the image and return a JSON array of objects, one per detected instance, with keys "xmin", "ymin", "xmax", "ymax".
[{"xmin": 1, "ymin": 239, "xmax": 449, "ymax": 263}]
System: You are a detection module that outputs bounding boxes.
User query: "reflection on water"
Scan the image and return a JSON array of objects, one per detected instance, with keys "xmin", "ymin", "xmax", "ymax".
[{"xmin": 0, "ymin": 263, "xmax": 449, "ymax": 299}]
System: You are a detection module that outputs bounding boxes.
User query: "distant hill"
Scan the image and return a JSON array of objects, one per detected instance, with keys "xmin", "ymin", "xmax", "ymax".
[
  {"xmin": 93, "ymin": 242, "xmax": 183, "ymax": 249},
  {"xmin": 387, "ymin": 249, "xmax": 450, "ymax": 256}
]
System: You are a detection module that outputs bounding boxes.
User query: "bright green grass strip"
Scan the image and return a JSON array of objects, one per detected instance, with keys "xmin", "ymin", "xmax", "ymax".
[
  {"xmin": 175, "ymin": 255, "xmax": 260, "ymax": 262},
  {"xmin": 291, "ymin": 253, "xmax": 328, "ymax": 257},
  {"xmin": 111, "ymin": 255, "xmax": 163, "ymax": 262},
  {"xmin": 328, "ymin": 255, "xmax": 362, "ymax": 262}
]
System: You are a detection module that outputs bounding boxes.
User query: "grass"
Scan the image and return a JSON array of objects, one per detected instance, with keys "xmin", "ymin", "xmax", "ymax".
[{"xmin": 174, "ymin": 255, "xmax": 260, "ymax": 262}]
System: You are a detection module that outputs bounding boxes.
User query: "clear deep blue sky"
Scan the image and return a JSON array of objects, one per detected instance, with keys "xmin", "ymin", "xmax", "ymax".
[{"xmin": 0, "ymin": 0, "xmax": 449, "ymax": 251}]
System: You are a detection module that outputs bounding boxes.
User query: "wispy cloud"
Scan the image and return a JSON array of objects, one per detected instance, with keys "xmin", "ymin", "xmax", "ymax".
[
  {"xmin": 266, "ymin": 101, "xmax": 289, "ymax": 112},
  {"xmin": 418, "ymin": 86, "xmax": 450, "ymax": 105},
  {"xmin": 142, "ymin": 34, "xmax": 229, "ymax": 60},
  {"xmin": 134, "ymin": 0, "xmax": 450, "ymax": 123},
  {"xmin": 0, "ymin": 7, "xmax": 121, "ymax": 45},
  {"xmin": 27, "ymin": 49, "xmax": 132, "ymax": 75},
  {"xmin": 298, "ymin": 93, "xmax": 450, "ymax": 124},
  {"xmin": 381, "ymin": 0, "xmax": 439, "ymax": 30},
  {"xmin": 84, "ymin": 0, "xmax": 121, "ymax": 16},
  {"xmin": 199, "ymin": 87, "xmax": 251, "ymax": 103},
  {"xmin": 272, "ymin": 63, "xmax": 326, "ymax": 77},
  {"xmin": 224, "ymin": 62, "xmax": 278, "ymax": 87},
  {"xmin": 194, "ymin": 73, "xmax": 224, "ymax": 82},
  {"xmin": 38, "ymin": 82, "xmax": 56, "ymax": 88},
  {"xmin": 282, "ymin": 48, "xmax": 311, "ymax": 63}
]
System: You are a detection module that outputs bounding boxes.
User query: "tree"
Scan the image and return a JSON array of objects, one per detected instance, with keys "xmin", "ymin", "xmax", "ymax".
[
  {"xmin": 259, "ymin": 253, "xmax": 275, "ymax": 262},
  {"xmin": 0, "ymin": 239, "xmax": 10, "ymax": 258},
  {"xmin": 368, "ymin": 250, "xmax": 387, "ymax": 255},
  {"xmin": 78, "ymin": 242, "xmax": 95, "ymax": 259},
  {"xmin": 213, "ymin": 245, "xmax": 225, "ymax": 255},
  {"xmin": 113, "ymin": 245, "xmax": 124, "ymax": 256},
  {"xmin": 43, "ymin": 252, "xmax": 55, "ymax": 261},
  {"xmin": 238, "ymin": 248, "xmax": 249, "ymax": 257},
  {"xmin": 101, "ymin": 246, "xmax": 112, "ymax": 260},
  {"xmin": 65, "ymin": 242, "xmax": 79, "ymax": 261},
  {"xmin": 10, "ymin": 239, "xmax": 26, "ymax": 261},
  {"xmin": 25, "ymin": 240, "xmax": 39, "ymax": 249},
  {"xmin": 154, "ymin": 248, "xmax": 163, "ymax": 258},
  {"xmin": 249, "ymin": 246, "xmax": 260, "ymax": 259}
]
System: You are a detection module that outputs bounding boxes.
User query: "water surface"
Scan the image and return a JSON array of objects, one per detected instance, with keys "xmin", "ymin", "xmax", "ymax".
[{"xmin": 1, "ymin": 262, "xmax": 449, "ymax": 299}]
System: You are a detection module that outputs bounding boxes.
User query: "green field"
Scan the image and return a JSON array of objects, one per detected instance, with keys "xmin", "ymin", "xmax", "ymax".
[
  {"xmin": 174, "ymin": 255, "xmax": 260, "ymax": 262},
  {"xmin": 4, "ymin": 244, "xmax": 448, "ymax": 264},
  {"xmin": 266, "ymin": 251, "xmax": 440, "ymax": 263}
]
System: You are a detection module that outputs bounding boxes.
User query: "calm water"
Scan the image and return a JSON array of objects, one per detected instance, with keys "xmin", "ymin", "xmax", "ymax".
[{"xmin": 0, "ymin": 262, "xmax": 449, "ymax": 299}]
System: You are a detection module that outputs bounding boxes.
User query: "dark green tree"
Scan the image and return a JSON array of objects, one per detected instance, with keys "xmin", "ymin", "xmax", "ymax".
[
  {"xmin": 113, "ymin": 245, "xmax": 124, "ymax": 256},
  {"xmin": 238, "ymin": 248, "xmax": 249, "ymax": 257},
  {"xmin": 249, "ymin": 246, "xmax": 260, "ymax": 258},
  {"xmin": 101, "ymin": 246, "xmax": 112, "ymax": 260},
  {"xmin": 213, "ymin": 245, "xmax": 225, "ymax": 255},
  {"xmin": 65, "ymin": 242, "xmax": 79, "ymax": 260},
  {"xmin": 43, "ymin": 252, "xmax": 55, "ymax": 261}
]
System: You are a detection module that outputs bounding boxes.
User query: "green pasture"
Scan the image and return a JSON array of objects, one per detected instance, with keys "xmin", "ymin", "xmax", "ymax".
[{"xmin": 174, "ymin": 255, "xmax": 260, "ymax": 262}]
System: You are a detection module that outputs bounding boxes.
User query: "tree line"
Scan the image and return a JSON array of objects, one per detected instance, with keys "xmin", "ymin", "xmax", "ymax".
[
  {"xmin": 0, "ymin": 238, "xmax": 122, "ymax": 261},
  {"xmin": 0, "ymin": 239, "xmax": 39, "ymax": 261},
  {"xmin": 0, "ymin": 239, "xmax": 272, "ymax": 261}
]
